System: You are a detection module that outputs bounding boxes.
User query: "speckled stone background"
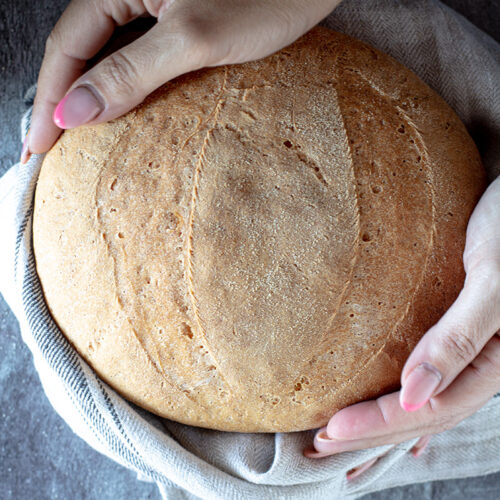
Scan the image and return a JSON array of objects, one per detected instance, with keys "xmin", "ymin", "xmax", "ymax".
[{"xmin": 1, "ymin": 1, "xmax": 499, "ymax": 499}]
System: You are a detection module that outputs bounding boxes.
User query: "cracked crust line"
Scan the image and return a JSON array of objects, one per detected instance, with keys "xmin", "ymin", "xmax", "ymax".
[
  {"xmin": 227, "ymin": 81, "xmax": 337, "ymax": 95},
  {"xmin": 171, "ymin": 67, "xmax": 231, "ymax": 172},
  {"xmin": 316, "ymin": 72, "xmax": 436, "ymax": 404},
  {"xmin": 354, "ymin": 69, "xmax": 437, "ymax": 349},
  {"xmin": 393, "ymin": 110, "xmax": 436, "ymax": 353},
  {"xmin": 325, "ymin": 128, "xmax": 360, "ymax": 335},
  {"xmin": 93, "ymin": 119, "xmax": 197, "ymax": 403},
  {"xmin": 185, "ymin": 67, "xmax": 235, "ymax": 395},
  {"xmin": 303, "ymin": 86, "xmax": 361, "ymax": 368},
  {"xmin": 297, "ymin": 150, "xmax": 329, "ymax": 186},
  {"xmin": 326, "ymin": 155, "xmax": 433, "ymax": 402}
]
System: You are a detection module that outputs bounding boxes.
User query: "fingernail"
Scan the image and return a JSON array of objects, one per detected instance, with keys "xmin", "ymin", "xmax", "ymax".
[
  {"xmin": 411, "ymin": 435, "xmax": 432, "ymax": 458},
  {"xmin": 412, "ymin": 444, "xmax": 427, "ymax": 458},
  {"xmin": 316, "ymin": 427, "xmax": 337, "ymax": 443},
  {"xmin": 53, "ymin": 86, "xmax": 103, "ymax": 129},
  {"xmin": 20, "ymin": 133, "xmax": 31, "ymax": 164},
  {"xmin": 346, "ymin": 457, "xmax": 379, "ymax": 481},
  {"xmin": 302, "ymin": 447, "xmax": 333, "ymax": 459},
  {"xmin": 400, "ymin": 362, "xmax": 441, "ymax": 412}
]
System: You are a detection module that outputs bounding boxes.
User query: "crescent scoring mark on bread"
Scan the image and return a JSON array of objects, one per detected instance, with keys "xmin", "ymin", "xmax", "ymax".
[
  {"xmin": 91, "ymin": 114, "xmax": 199, "ymax": 404},
  {"xmin": 171, "ymin": 69, "xmax": 228, "ymax": 173},
  {"xmin": 319, "ymin": 77, "xmax": 437, "ymax": 405},
  {"xmin": 96, "ymin": 118, "xmax": 170, "ymax": 376},
  {"xmin": 186, "ymin": 67, "xmax": 235, "ymax": 393}
]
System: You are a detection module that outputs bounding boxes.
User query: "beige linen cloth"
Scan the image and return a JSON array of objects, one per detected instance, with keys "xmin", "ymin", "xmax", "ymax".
[{"xmin": 0, "ymin": 1, "xmax": 499, "ymax": 499}]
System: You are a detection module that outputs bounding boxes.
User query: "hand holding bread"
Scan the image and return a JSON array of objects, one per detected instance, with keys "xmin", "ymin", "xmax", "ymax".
[
  {"xmin": 22, "ymin": 0, "xmax": 341, "ymax": 162},
  {"xmin": 306, "ymin": 176, "xmax": 500, "ymax": 473}
]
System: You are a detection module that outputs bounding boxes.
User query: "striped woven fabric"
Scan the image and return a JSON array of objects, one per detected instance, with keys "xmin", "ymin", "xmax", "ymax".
[{"xmin": 1, "ymin": 1, "xmax": 499, "ymax": 499}]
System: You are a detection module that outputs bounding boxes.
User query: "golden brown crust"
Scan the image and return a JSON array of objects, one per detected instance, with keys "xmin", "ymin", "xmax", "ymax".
[{"xmin": 33, "ymin": 27, "xmax": 485, "ymax": 432}]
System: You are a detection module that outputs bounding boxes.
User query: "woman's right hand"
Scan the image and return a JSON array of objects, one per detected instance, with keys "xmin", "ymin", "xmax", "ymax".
[{"xmin": 22, "ymin": 0, "xmax": 342, "ymax": 163}]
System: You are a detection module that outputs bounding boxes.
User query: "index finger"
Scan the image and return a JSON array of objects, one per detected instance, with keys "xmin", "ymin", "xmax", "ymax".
[{"xmin": 28, "ymin": 0, "xmax": 145, "ymax": 154}]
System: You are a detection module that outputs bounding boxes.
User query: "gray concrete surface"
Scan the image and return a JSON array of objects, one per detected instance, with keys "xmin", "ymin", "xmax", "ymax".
[{"xmin": 1, "ymin": 1, "xmax": 499, "ymax": 499}]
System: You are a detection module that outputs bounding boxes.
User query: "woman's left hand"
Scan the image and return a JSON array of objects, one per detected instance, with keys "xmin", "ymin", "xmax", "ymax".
[{"xmin": 304, "ymin": 175, "xmax": 500, "ymax": 480}]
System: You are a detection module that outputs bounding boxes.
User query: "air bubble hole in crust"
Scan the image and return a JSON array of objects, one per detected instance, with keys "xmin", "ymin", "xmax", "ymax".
[
  {"xmin": 433, "ymin": 277, "xmax": 443, "ymax": 287},
  {"xmin": 259, "ymin": 394, "xmax": 281, "ymax": 405},
  {"xmin": 147, "ymin": 161, "xmax": 161, "ymax": 171},
  {"xmin": 283, "ymin": 140, "xmax": 293, "ymax": 148},
  {"xmin": 179, "ymin": 322, "xmax": 193, "ymax": 339},
  {"xmin": 361, "ymin": 232, "xmax": 372, "ymax": 242}
]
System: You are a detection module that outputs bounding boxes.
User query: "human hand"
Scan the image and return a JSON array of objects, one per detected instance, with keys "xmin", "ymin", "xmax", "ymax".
[
  {"xmin": 21, "ymin": 0, "xmax": 342, "ymax": 163},
  {"xmin": 304, "ymin": 175, "xmax": 500, "ymax": 479}
]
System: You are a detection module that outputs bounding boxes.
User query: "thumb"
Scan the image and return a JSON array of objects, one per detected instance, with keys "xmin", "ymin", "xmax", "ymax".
[
  {"xmin": 52, "ymin": 21, "xmax": 206, "ymax": 129},
  {"xmin": 399, "ymin": 267, "xmax": 500, "ymax": 413}
]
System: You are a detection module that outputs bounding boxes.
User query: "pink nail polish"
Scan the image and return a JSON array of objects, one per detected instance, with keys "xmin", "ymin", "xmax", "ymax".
[
  {"xmin": 412, "ymin": 445, "xmax": 427, "ymax": 458},
  {"xmin": 20, "ymin": 135, "xmax": 31, "ymax": 164},
  {"xmin": 302, "ymin": 447, "xmax": 332, "ymax": 459},
  {"xmin": 53, "ymin": 86, "xmax": 103, "ymax": 129},
  {"xmin": 316, "ymin": 429, "xmax": 335, "ymax": 443},
  {"xmin": 400, "ymin": 362, "xmax": 441, "ymax": 412},
  {"xmin": 346, "ymin": 457, "xmax": 378, "ymax": 481},
  {"xmin": 411, "ymin": 435, "xmax": 432, "ymax": 457}
]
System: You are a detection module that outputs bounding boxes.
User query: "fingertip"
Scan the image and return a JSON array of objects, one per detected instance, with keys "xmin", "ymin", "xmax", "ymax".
[
  {"xmin": 325, "ymin": 400, "xmax": 383, "ymax": 440},
  {"xmin": 51, "ymin": 86, "xmax": 103, "ymax": 129},
  {"xmin": 411, "ymin": 435, "xmax": 432, "ymax": 457},
  {"xmin": 315, "ymin": 426, "xmax": 331, "ymax": 442},
  {"xmin": 52, "ymin": 99, "xmax": 66, "ymax": 129},
  {"xmin": 400, "ymin": 362, "xmax": 441, "ymax": 413},
  {"xmin": 302, "ymin": 447, "xmax": 332, "ymax": 459},
  {"xmin": 346, "ymin": 457, "xmax": 378, "ymax": 481},
  {"xmin": 400, "ymin": 400, "xmax": 425, "ymax": 412},
  {"xmin": 20, "ymin": 134, "xmax": 32, "ymax": 164},
  {"xmin": 27, "ymin": 113, "xmax": 64, "ymax": 155}
]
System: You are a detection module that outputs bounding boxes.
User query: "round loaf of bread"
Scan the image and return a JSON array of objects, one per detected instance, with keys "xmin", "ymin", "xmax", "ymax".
[{"xmin": 33, "ymin": 27, "xmax": 485, "ymax": 432}]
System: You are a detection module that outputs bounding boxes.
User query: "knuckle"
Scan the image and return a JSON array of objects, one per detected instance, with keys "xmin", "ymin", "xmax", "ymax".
[
  {"xmin": 375, "ymin": 397, "xmax": 391, "ymax": 426},
  {"xmin": 438, "ymin": 328, "xmax": 478, "ymax": 364},
  {"xmin": 479, "ymin": 342, "xmax": 500, "ymax": 378},
  {"xmin": 45, "ymin": 28, "xmax": 63, "ymax": 53},
  {"xmin": 102, "ymin": 52, "xmax": 139, "ymax": 96},
  {"xmin": 104, "ymin": 0, "xmax": 138, "ymax": 26},
  {"xmin": 439, "ymin": 415, "xmax": 458, "ymax": 432},
  {"xmin": 428, "ymin": 399, "xmax": 476, "ymax": 433},
  {"xmin": 427, "ymin": 402, "xmax": 459, "ymax": 430},
  {"xmin": 171, "ymin": 11, "xmax": 222, "ymax": 66}
]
